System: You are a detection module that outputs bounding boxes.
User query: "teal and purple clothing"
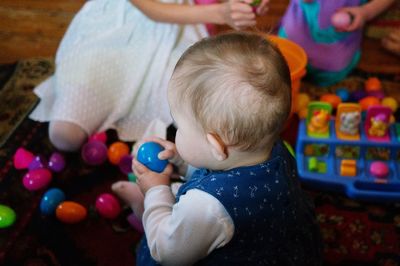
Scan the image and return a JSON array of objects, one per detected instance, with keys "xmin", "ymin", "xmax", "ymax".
[{"xmin": 279, "ymin": 0, "xmax": 365, "ymax": 86}]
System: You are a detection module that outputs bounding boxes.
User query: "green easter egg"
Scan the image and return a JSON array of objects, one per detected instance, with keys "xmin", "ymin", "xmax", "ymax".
[
  {"xmin": 0, "ymin": 204, "xmax": 16, "ymax": 228},
  {"xmin": 128, "ymin": 173, "xmax": 137, "ymax": 183},
  {"xmin": 251, "ymin": 0, "xmax": 261, "ymax": 6}
]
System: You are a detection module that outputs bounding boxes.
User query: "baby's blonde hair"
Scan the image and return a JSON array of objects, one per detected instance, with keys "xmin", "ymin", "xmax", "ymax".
[{"xmin": 169, "ymin": 31, "xmax": 292, "ymax": 151}]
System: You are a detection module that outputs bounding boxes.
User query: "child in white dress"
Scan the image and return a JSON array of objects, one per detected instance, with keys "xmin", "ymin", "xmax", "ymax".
[{"xmin": 29, "ymin": 0, "xmax": 269, "ymax": 151}]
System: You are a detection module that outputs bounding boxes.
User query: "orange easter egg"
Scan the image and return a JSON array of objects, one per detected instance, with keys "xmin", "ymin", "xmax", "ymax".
[
  {"xmin": 359, "ymin": 96, "xmax": 380, "ymax": 111},
  {"xmin": 365, "ymin": 77, "xmax": 381, "ymax": 92},
  {"xmin": 295, "ymin": 93, "xmax": 311, "ymax": 113},
  {"xmin": 320, "ymin": 94, "xmax": 341, "ymax": 109},
  {"xmin": 107, "ymin": 142, "xmax": 130, "ymax": 165},
  {"xmin": 56, "ymin": 201, "xmax": 87, "ymax": 224}
]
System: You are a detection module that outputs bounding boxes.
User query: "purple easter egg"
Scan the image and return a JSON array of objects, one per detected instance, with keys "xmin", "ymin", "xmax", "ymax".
[
  {"xmin": 48, "ymin": 152, "xmax": 66, "ymax": 172},
  {"xmin": 81, "ymin": 140, "xmax": 108, "ymax": 165},
  {"xmin": 350, "ymin": 90, "xmax": 367, "ymax": 102},
  {"xmin": 127, "ymin": 213, "xmax": 144, "ymax": 233},
  {"xmin": 367, "ymin": 90, "xmax": 385, "ymax": 100},
  {"xmin": 119, "ymin": 154, "xmax": 133, "ymax": 175},
  {"xmin": 23, "ymin": 168, "xmax": 53, "ymax": 191},
  {"xmin": 95, "ymin": 193, "xmax": 121, "ymax": 219},
  {"xmin": 13, "ymin": 147, "xmax": 34, "ymax": 169},
  {"xmin": 28, "ymin": 155, "xmax": 48, "ymax": 170}
]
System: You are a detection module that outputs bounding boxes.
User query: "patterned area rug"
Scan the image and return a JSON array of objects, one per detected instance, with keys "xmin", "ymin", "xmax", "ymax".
[
  {"xmin": 0, "ymin": 58, "xmax": 53, "ymax": 147},
  {"xmin": 0, "ymin": 58, "xmax": 399, "ymax": 265}
]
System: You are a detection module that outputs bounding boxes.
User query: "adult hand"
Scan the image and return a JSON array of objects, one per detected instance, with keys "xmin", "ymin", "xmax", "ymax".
[
  {"xmin": 222, "ymin": 0, "xmax": 257, "ymax": 30},
  {"xmin": 382, "ymin": 29, "xmax": 400, "ymax": 57},
  {"xmin": 254, "ymin": 0, "xmax": 270, "ymax": 16},
  {"xmin": 133, "ymin": 159, "xmax": 173, "ymax": 194}
]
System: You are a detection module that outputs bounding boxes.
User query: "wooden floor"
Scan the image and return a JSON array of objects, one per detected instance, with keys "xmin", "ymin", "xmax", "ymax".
[{"xmin": 0, "ymin": 0, "xmax": 399, "ymax": 74}]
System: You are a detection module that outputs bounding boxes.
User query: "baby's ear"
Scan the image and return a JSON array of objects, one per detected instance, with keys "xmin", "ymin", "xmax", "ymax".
[{"xmin": 206, "ymin": 133, "xmax": 227, "ymax": 161}]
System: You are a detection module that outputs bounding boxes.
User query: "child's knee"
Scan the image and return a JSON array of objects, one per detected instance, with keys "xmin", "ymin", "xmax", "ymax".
[{"xmin": 49, "ymin": 121, "xmax": 87, "ymax": 152}]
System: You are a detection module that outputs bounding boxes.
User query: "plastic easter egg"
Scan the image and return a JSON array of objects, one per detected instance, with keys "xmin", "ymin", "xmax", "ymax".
[
  {"xmin": 23, "ymin": 168, "xmax": 52, "ymax": 191},
  {"xmin": 359, "ymin": 96, "xmax": 380, "ymax": 111},
  {"xmin": 128, "ymin": 173, "xmax": 137, "ymax": 182},
  {"xmin": 320, "ymin": 94, "xmax": 341, "ymax": 109},
  {"xmin": 28, "ymin": 155, "xmax": 48, "ymax": 170},
  {"xmin": 81, "ymin": 140, "xmax": 108, "ymax": 165},
  {"xmin": 107, "ymin": 142, "xmax": 130, "ymax": 165},
  {"xmin": 88, "ymin": 131, "xmax": 107, "ymax": 143},
  {"xmin": 127, "ymin": 213, "xmax": 144, "ymax": 233},
  {"xmin": 294, "ymin": 93, "xmax": 310, "ymax": 113},
  {"xmin": 367, "ymin": 90, "xmax": 385, "ymax": 100},
  {"xmin": 381, "ymin": 97, "xmax": 398, "ymax": 112},
  {"xmin": 350, "ymin": 90, "xmax": 367, "ymax": 102},
  {"xmin": 13, "ymin": 147, "xmax": 34, "ymax": 170},
  {"xmin": 56, "ymin": 201, "xmax": 87, "ymax": 224},
  {"xmin": 40, "ymin": 188, "xmax": 66, "ymax": 216},
  {"xmin": 48, "ymin": 152, "xmax": 66, "ymax": 172},
  {"xmin": 95, "ymin": 193, "xmax": 121, "ymax": 219},
  {"xmin": 119, "ymin": 154, "xmax": 133, "ymax": 175},
  {"xmin": 365, "ymin": 77, "xmax": 381, "ymax": 92},
  {"xmin": 0, "ymin": 204, "xmax": 16, "ymax": 228},
  {"xmin": 298, "ymin": 108, "xmax": 308, "ymax": 119},
  {"xmin": 335, "ymin": 87, "xmax": 350, "ymax": 102},
  {"xmin": 331, "ymin": 12, "xmax": 351, "ymax": 29},
  {"xmin": 137, "ymin": 142, "xmax": 168, "ymax": 173}
]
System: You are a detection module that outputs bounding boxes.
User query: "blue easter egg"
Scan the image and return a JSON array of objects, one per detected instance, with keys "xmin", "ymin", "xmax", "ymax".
[
  {"xmin": 136, "ymin": 142, "xmax": 168, "ymax": 173},
  {"xmin": 335, "ymin": 87, "xmax": 350, "ymax": 102},
  {"xmin": 40, "ymin": 188, "xmax": 66, "ymax": 216}
]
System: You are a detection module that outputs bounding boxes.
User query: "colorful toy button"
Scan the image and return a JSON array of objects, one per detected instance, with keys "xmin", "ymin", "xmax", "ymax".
[
  {"xmin": 369, "ymin": 161, "xmax": 389, "ymax": 179},
  {"xmin": 340, "ymin": 159, "xmax": 357, "ymax": 177}
]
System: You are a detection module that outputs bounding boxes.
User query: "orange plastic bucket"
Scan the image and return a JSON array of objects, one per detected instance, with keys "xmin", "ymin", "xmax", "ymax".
[{"xmin": 266, "ymin": 35, "xmax": 307, "ymax": 115}]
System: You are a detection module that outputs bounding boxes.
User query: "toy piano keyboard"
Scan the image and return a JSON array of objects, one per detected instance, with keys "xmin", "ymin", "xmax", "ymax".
[{"xmin": 296, "ymin": 102, "xmax": 400, "ymax": 201}]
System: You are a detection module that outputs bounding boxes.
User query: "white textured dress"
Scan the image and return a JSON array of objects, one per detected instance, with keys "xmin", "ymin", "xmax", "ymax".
[{"xmin": 30, "ymin": 0, "xmax": 208, "ymax": 141}]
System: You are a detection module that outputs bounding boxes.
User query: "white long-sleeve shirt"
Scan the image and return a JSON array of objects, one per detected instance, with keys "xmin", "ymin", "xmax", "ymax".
[{"xmin": 142, "ymin": 184, "xmax": 235, "ymax": 266}]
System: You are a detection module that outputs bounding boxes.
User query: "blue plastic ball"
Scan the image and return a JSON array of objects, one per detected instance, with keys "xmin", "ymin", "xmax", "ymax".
[
  {"xmin": 136, "ymin": 142, "xmax": 168, "ymax": 173},
  {"xmin": 335, "ymin": 87, "xmax": 350, "ymax": 102},
  {"xmin": 40, "ymin": 188, "xmax": 66, "ymax": 216}
]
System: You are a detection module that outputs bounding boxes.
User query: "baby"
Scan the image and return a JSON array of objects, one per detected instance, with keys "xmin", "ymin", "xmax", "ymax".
[{"xmin": 113, "ymin": 31, "xmax": 322, "ymax": 266}]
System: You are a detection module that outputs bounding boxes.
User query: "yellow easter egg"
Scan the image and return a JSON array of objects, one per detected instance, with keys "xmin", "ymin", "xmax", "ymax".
[
  {"xmin": 295, "ymin": 93, "xmax": 310, "ymax": 113},
  {"xmin": 381, "ymin": 97, "xmax": 398, "ymax": 112}
]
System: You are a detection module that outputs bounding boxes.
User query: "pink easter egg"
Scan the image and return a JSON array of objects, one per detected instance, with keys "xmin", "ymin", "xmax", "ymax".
[
  {"xmin": 331, "ymin": 12, "xmax": 351, "ymax": 29},
  {"xmin": 23, "ymin": 168, "xmax": 53, "ymax": 191},
  {"xmin": 13, "ymin": 147, "xmax": 34, "ymax": 169},
  {"xmin": 95, "ymin": 193, "xmax": 121, "ymax": 219},
  {"xmin": 88, "ymin": 132, "xmax": 107, "ymax": 143}
]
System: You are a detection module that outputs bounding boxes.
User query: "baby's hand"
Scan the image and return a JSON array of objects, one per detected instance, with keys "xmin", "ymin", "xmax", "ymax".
[
  {"xmin": 337, "ymin": 6, "xmax": 368, "ymax": 32},
  {"xmin": 133, "ymin": 158, "xmax": 173, "ymax": 194},
  {"xmin": 140, "ymin": 136, "xmax": 188, "ymax": 177},
  {"xmin": 223, "ymin": 0, "xmax": 257, "ymax": 30}
]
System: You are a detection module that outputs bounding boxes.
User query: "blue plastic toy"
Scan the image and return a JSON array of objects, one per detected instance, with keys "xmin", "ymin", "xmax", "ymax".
[
  {"xmin": 137, "ymin": 142, "xmax": 168, "ymax": 173},
  {"xmin": 296, "ymin": 102, "xmax": 400, "ymax": 202},
  {"xmin": 40, "ymin": 188, "xmax": 66, "ymax": 216}
]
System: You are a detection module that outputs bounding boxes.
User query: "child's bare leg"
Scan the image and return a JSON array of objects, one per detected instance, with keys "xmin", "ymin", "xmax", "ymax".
[
  {"xmin": 382, "ymin": 29, "xmax": 400, "ymax": 57},
  {"xmin": 49, "ymin": 121, "xmax": 87, "ymax": 152},
  {"xmin": 112, "ymin": 181, "xmax": 144, "ymax": 219}
]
